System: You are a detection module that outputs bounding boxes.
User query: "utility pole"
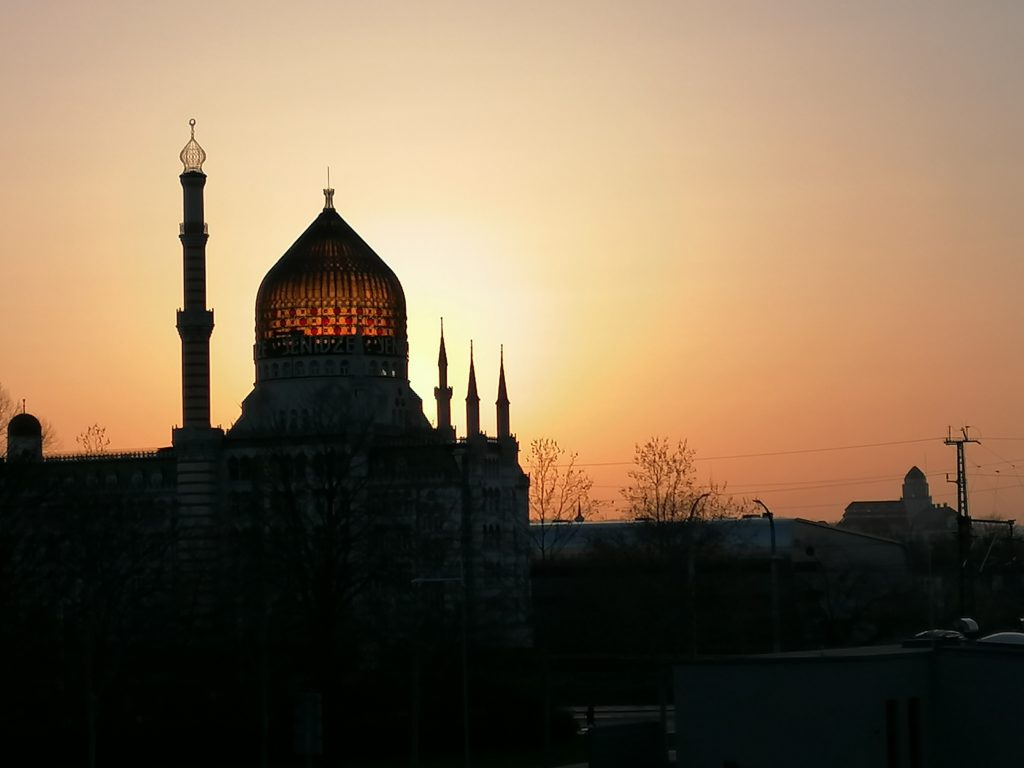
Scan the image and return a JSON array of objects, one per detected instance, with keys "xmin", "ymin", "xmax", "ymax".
[
  {"xmin": 945, "ymin": 426, "xmax": 979, "ymax": 616},
  {"xmin": 753, "ymin": 499, "xmax": 781, "ymax": 653}
]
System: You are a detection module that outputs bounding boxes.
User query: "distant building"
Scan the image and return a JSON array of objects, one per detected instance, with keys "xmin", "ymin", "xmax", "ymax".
[
  {"xmin": 532, "ymin": 516, "xmax": 907, "ymax": 573},
  {"xmin": 840, "ymin": 466, "xmax": 956, "ymax": 540}
]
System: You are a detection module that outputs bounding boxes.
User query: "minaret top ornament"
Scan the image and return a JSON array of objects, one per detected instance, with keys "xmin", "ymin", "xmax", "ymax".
[
  {"xmin": 323, "ymin": 166, "xmax": 335, "ymax": 210},
  {"xmin": 179, "ymin": 118, "xmax": 206, "ymax": 173}
]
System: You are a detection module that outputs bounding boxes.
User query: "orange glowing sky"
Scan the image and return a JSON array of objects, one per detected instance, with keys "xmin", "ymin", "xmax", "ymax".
[{"xmin": 2, "ymin": 1, "xmax": 1022, "ymax": 521}]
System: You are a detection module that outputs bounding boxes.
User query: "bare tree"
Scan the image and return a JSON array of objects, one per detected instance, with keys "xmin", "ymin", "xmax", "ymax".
[
  {"xmin": 618, "ymin": 437, "xmax": 755, "ymax": 654},
  {"xmin": 0, "ymin": 457, "xmax": 175, "ymax": 768},
  {"xmin": 39, "ymin": 418, "xmax": 60, "ymax": 453},
  {"xmin": 622, "ymin": 437, "xmax": 699, "ymax": 524},
  {"xmin": 0, "ymin": 383, "xmax": 12, "ymax": 458},
  {"xmin": 76, "ymin": 424, "xmax": 110, "ymax": 456},
  {"xmin": 527, "ymin": 437, "xmax": 595, "ymax": 561},
  {"xmin": 0, "ymin": 383, "xmax": 12, "ymax": 423},
  {"xmin": 622, "ymin": 437, "xmax": 749, "ymax": 529},
  {"xmin": 56, "ymin": 489, "xmax": 174, "ymax": 768}
]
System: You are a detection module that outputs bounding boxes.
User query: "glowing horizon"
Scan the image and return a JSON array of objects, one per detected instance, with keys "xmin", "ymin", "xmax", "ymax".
[{"xmin": 2, "ymin": 1, "xmax": 1022, "ymax": 521}]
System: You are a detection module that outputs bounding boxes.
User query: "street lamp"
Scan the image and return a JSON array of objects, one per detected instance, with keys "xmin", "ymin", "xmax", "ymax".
[
  {"xmin": 753, "ymin": 499, "xmax": 781, "ymax": 653},
  {"xmin": 687, "ymin": 492, "xmax": 712, "ymax": 658}
]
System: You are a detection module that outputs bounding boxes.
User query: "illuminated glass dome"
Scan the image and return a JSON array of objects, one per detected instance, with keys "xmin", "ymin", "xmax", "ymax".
[
  {"xmin": 255, "ymin": 191, "xmax": 407, "ymax": 366},
  {"xmin": 230, "ymin": 193, "xmax": 431, "ymax": 437}
]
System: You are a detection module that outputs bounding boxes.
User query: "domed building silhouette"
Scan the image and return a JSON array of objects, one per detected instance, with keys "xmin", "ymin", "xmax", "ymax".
[
  {"xmin": 2, "ymin": 122, "xmax": 531, "ymax": 651},
  {"xmin": 5, "ymin": 412, "xmax": 43, "ymax": 462},
  {"xmin": 839, "ymin": 466, "xmax": 955, "ymax": 540},
  {"xmin": 231, "ymin": 186, "xmax": 430, "ymax": 437}
]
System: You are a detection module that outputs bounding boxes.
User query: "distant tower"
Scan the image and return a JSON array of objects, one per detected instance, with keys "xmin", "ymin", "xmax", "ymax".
[
  {"xmin": 496, "ymin": 345, "xmax": 510, "ymax": 439},
  {"xmin": 434, "ymin": 319, "xmax": 454, "ymax": 440},
  {"xmin": 175, "ymin": 119, "xmax": 214, "ymax": 432},
  {"xmin": 466, "ymin": 341, "xmax": 480, "ymax": 437},
  {"xmin": 6, "ymin": 412, "xmax": 43, "ymax": 462},
  {"xmin": 902, "ymin": 466, "xmax": 932, "ymax": 516},
  {"xmin": 902, "ymin": 466, "xmax": 931, "ymax": 503}
]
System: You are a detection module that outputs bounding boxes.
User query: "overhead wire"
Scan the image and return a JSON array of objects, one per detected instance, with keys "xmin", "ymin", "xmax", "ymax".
[
  {"xmin": 564, "ymin": 436, "xmax": 942, "ymax": 468},
  {"xmin": 556, "ymin": 434, "xmax": 1024, "ymax": 517}
]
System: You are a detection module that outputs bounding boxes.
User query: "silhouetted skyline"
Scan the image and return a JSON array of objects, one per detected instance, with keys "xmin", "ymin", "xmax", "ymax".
[{"xmin": 2, "ymin": 1, "xmax": 1022, "ymax": 520}]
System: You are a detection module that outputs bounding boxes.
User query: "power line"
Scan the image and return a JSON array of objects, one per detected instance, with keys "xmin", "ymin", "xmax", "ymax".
[
  {"xmin": 564, "ymin": 436, "xmax": 941, "ymax": 468},
  {"xmin": 558, "ymin": 435, "xmax": 1024, "ymax": 517}
]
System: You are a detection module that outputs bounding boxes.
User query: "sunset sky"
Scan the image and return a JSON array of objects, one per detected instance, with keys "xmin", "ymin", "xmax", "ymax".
[{"xmin": 1, "ymin": 1, "xmax": 1022, "ymax": 521}]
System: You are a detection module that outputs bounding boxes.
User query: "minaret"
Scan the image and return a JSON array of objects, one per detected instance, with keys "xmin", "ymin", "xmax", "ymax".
[
  {"xmin": 434, "ymin": 318, "xmax": 454, "ymax": 440},
  {"xmin": 496, "ymin": 345, "xmax": 510, "ymax": 439},
  {"xmin": 171, "ymin": 121, "xmax": 222, "ymax": 612},
  {"xmin": 175, "ymin": 119, "xmax": 214, "ymax": 432},
  {"xmin": 466, "ymin": 341, "xmax": 480, "ymax": 437}
]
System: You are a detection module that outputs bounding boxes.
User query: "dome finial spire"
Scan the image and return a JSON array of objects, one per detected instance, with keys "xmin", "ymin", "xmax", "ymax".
[
  {"xmin": 323, "ymin": 166, "xmax": 335, "ymax": 211},
  {"xmin": 179, "ymin": 118, "xmax": 206, "ymax": 173}
]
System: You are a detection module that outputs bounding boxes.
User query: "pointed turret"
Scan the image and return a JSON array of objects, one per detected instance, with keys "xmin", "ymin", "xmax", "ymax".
[
  {"xmin": 434, "ymin": 318, "xmax": 454, "ymax": 439},
  {"xmin": 496, "ymin": 345, "xmax": 510, "ymax": 439},
  {"xmin": 466, "ymin": 341, "xmax": 480, "ymax": 437}
]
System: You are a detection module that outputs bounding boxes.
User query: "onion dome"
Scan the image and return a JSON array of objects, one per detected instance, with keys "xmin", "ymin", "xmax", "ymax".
[
  {"xmin": 179, "ymin": 119, "xmax": 206, "ymax": 173},
  {"xmin": 7, "ymin": 412, "xmax": 41, "ymax": 438},
  {"xmin": 254, "ymin": 190, "xmax": 406, "ymax": 356},
  {"xmin": 7, "ymin": 412, "xmax": 43, "ymax": 462}
]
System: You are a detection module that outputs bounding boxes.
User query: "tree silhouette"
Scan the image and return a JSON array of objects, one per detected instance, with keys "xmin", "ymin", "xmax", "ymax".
[
  {"xmin": 0, "ymin": 459, "xmax": 175, "ymax": 766},
  {"xmin": 76, "ymin": 424, "xmax": 111, "ymax": 456},
  {"xmin": 616, "ymin": 437, "xmax": 750, "ymax": 654},
  {"xmin": 527, "ymin": 437, "xmax": 595, "ymax": 561}
]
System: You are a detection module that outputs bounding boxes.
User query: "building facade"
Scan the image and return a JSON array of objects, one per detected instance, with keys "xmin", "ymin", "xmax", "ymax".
[
  {"xmin": 2, "ymin": 123, "xmax": 531, "ymax": 650},
  {"xmin": 840, "ymin": 466, "xmax": 956, "ymax": 541}
]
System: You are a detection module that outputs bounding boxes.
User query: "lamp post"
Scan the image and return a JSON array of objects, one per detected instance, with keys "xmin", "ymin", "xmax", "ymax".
[
  {"xmin": 687, "ymin": 492, "xmax": 712, "ymax": 659},
  {"xmin": 753, "ymin": 499, "xmax": 781, "ymax": 653}
]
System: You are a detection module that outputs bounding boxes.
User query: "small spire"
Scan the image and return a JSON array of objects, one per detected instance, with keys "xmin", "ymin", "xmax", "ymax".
[
  {"xmin": 497, "ymin": 345, "xmax": 508, "ymax": 402},
  {"xmin": 466, "ymin": 340, "xmax": 480, "ymax": 437},
  {"xmin": 467, "ymin": 341, "xmax": 478, "ymax": 397},
  {"xmin": 434, "ymin": 318, "xmax": 453, "ymax": 437},
  {"xmin": 438, "ymin": 317, "xmax": 448, "ymax": 366},
  {"xmin": 179, "ymin": 118, "xmax": 206, "ymax": 173},
  {"xmin": 496, "ymin": 344, "xmax": 510, "ymax": 439}
]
